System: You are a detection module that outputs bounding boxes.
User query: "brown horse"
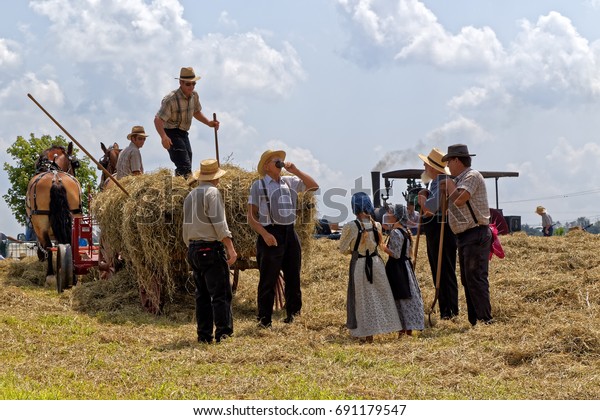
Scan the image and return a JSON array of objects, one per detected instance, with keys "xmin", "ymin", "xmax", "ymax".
[
  {"xmin": 25, "ymin": 143, "xmax": 82, "ymax": 282},
  {"xmin": 98, "ymin": 142, "xmax": 120, "ymax": 190}
]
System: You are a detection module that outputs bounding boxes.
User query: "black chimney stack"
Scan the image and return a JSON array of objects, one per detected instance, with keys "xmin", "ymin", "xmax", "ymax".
[{"xmin": 371, "ymin": 171, "xmax": 381, "ymax": 208}]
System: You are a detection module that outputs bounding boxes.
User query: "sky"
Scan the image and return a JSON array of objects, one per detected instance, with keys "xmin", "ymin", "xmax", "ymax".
[{"xmin": 3, "ymin": 0, "xmax": 600, "ymax": 236}]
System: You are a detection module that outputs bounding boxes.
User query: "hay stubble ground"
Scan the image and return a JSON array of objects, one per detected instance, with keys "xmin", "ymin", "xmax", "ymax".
[{"xmin": 0, "ymin": 231, "xmax": 598, "ymax": 399}]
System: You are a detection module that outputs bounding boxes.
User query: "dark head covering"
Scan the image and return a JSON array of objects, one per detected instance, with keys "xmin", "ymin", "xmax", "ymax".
[
  {"xmin": 441, "ymin": 144, "xmax": 476, "ymax": 162},
  {"xmin": 391, "ymin": 204, "xmax": 408, "ymax": 225},
  {"xmin": 351, "ymin": 192, "xmax": 374, "ymax": 215}
]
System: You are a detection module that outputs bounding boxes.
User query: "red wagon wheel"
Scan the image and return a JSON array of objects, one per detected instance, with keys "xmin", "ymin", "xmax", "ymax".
[{"xmin": 139, "ymin": 275, "xmax": 163, "ymax": 315}]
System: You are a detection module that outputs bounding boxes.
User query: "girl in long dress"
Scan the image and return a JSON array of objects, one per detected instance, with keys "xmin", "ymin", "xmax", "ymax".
[
  {"xmin": 339, "ymin": 192, "xmax": 402, "ymax": 343},
  {"xmin": 382, "ymin": 204, "xmax": 425, "ymax": 336}
]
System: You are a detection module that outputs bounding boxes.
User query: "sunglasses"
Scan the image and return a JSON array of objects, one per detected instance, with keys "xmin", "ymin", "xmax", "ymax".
[{"xmin": 183, "ymin": 82, "xmax": 196, "ymax": 87}]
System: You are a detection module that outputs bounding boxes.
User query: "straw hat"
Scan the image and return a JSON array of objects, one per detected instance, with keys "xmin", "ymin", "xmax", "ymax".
[
  {"xmin": 192, "ymin": 159, "xmax": 227, "ymax": 181},
  {"xmin": 418, "ymin": 148, "xmax": 451, "ymax": 174},
  {"xmin": 535, "ymin": 206, "xmax": 546, "ymax": 215},
  {"xmin": 126, "ymin": 125, "xmax": 149, "ymax": 140},
  {"xmin": 441, "ymin": 144, "xmax": 476, "ymax": 162},
  {"xmin": 257, "ymin": 149, "xmax": 286, "ymax": 177},
  {"xmin": 176, "ymin": 67, "xmax": 201, "ymax": 82}
]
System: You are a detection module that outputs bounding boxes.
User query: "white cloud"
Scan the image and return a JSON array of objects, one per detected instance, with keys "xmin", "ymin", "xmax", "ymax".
[
  {"xmin": 451, "ymin": 11, "xmax": 600, "ymax": 111},
  {"xmin": 200, "ymin": 33, "xmax": 306, "ymax": 100},
  {"xmin": 338, "ymin": 2, "xmax": 600, "ymax": 110},
  {"xmin": 218, "ymin": 11, "xmax": 238, "ymax": 30},
  {"xmin": 337, "ymin": 0, "xmax": 505, "ymax": 70},
  {"xmin": 28, "ymin": 0, "xmax": 305, "ymax": 103},
  {"xmin": 504, "ymin": 12, "xmax": 600, "ymax": 103},
  {"xmin": 0, "ymin": 72, "xmax": 64, "ymax": 108},
  {"xmin": 425, "ymin": 116, "xmax": 492, "ymax": 146},
  {"xmin": 547, "ymin": 137, "xmax": 600, "ymax": 176},
  {"xmin": 584, "ymin": 0, "xmax": 600, "ymax": 10},
  {"xmin": 0, "ymin": 38, "xmax": 20, "ymax": 67}
]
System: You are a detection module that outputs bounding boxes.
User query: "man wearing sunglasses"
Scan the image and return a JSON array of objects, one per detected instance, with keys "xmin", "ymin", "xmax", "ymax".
[
  {"xmin": 154, "ymin": 66, "xmax": 220, "ymax": 178},
  {"xmin": 248, "ymin": 149, "xmax": 319, "ymax": 328}
]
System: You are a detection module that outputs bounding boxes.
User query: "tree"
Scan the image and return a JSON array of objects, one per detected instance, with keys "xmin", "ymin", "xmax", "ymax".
[{"xmin": 3, "ymin": 133, "xmax": 98, "ymax": 227}]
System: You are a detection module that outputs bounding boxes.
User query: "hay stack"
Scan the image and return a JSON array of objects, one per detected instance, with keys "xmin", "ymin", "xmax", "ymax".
[{"xmin": 91, "ymin": 165, "xmax": 316, "ymax": 308}]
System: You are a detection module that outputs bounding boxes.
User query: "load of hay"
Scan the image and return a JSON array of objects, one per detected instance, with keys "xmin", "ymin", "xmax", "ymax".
[{"xmin": 91, "ymin": 165, "xmax": 317, "ymax": 310}]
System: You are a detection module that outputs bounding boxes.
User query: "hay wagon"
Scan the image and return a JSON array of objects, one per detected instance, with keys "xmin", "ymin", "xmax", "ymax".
[{"xmin": 92, "ymin": 167, "xmax": 317, "ymax": 315}]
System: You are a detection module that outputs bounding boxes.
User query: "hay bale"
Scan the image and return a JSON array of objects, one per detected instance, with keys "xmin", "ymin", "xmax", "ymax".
[{"xmin": 91, "ymin": 165, "xmax": 317, "ymax": 308}]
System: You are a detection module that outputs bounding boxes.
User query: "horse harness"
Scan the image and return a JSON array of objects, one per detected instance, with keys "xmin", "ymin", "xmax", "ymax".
[
  {"xmin": 27, "ymin": 169, "xmax": 82, "ymax": 216},
  {"xmin": 35, "ymin": 149, "xmax": 80, "ymax": 176}
]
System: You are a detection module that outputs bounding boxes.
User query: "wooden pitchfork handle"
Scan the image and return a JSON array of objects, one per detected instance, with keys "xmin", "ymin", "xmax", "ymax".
[
  {"xmin": 213, "ymin": 113, "xmax": 220, "ymax": 165},
  {"xmin": 27, "ymin": 93, "xmax": 129, "ymax": 197},
  {"xmin": 412, "ymin": 208, "xmax": 423, "ymax": 268},
  {"xmin": 429, "ymin": 190, "xmax": 448, "ymax": 325},
  {"xmin": 275, "ymin": 272, "xmax": 285, "ymax": 310}
]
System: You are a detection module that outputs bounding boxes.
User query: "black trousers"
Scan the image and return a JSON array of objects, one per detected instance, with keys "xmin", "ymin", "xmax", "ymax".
[
  {"xmin": 456, "ymin": 225, "xmax": 493, "ymax": 325},
  {"xmin": 165, "ymin": 128, "xmax": 193, "ymax": 177},
  {"xmin": 422, "ymin": 215, "xmax": 459, "ymax": 319},
  {"xmin": 188, "ymin": 241, "xmax": 233, "ymax": 342},
  {"xmin": 256, "ymin": 224, "xmax": 302, "ymax": 324}
]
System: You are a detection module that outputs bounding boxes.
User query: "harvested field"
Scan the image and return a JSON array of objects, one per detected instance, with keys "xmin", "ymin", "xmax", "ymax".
[{"xmin": 0, "ymin": 230, "xmax": 598, "ymax": 399}]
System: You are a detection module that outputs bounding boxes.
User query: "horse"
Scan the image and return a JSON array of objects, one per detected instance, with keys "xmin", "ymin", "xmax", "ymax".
[
  {"xmin": 25, "ymin": 143, "xmax": 82, "ymax": 283},
  {"xmin": 98, "ymin": 142, "xmax": 120, "ymax": 190}
]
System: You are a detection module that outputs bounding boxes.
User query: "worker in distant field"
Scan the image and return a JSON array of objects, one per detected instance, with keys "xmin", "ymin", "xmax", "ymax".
[
  {"xmin": 154, "ymin": 67, "xmax": 219, "ymax": 178},
  {"xmin": 535, "ymin": 206, "xmax": 553, "ymax": 236},
  {"xmin": 116, "ymin": 126, "xmax": 147, "ymax": 179}
]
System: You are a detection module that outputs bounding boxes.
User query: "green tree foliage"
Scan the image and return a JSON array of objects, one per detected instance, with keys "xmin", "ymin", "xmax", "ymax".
[{"xmin": 3, "ymin": 133, "xmax": 98, "ymax": 227}]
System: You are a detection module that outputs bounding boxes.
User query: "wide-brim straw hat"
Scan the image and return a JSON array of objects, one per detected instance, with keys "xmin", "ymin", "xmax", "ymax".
[
  {"xmin": 418, "ymin": 148, "xmax": 451, "ymax": 174},
  {"xmin": 176, "ymin": 66, "xmax": 201, "ymax": 82},
  {"xmin": 257, "ymin": 149, "xmax": 286, "ymax": 177},
  {"xmin": 442, "ymin": 144, "xmax": 476, "ymax": 162},
  {"xmin": 127, "ymin": 125, "xmax": 149, "ymax": 140},
  {"xmin": 535, "ymin": 205, "xmax": 546, "ymax": 214},
  {"xmin": 192, "ymin": 159, "xmax": 227, "ymax": 181}
]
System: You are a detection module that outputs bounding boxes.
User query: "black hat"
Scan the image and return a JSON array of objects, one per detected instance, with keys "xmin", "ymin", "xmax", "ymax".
[{"xmin": 441, "ymin": 144, "xmax": 476, "ymax": 162}]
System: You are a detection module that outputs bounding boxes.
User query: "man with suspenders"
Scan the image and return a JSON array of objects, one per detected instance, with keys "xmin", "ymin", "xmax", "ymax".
[{"xmin": 247, "ymin": 149, "xmax": 319, "ymax": 328}]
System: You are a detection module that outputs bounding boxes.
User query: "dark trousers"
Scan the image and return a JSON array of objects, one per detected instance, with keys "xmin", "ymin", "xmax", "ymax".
[
  {"xmin": 188, "ymin": 241, "xmax": 233, "ymax": 342},
  {"xmin": 422, "ymin": 215, "xmax": 459, "ymax": 319},
  {"xmin": 256, "ymin": 224, "xmax": 302, "ymax": 325},
  {"xmin": 165, "ymin": 128, "xmax": 193, "ymax": 177},
  {"xmin": 456, "ymin": 225, "xmax": 493, "ymax": 325}
]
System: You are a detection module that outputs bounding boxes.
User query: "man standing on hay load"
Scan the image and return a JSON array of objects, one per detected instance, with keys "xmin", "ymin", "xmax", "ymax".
[
  {"xmin": 154, "ymin": 67, "xmax": 220, "ymax": 178},
  {"xmin": 248, "ymin": 149, "xmax": 319, "ymax": 328},
  {"xmin": 183, "ymin": 159, "xmax": 237, "ymax": 344},
  {"xmin": 440, "ymin": 144, "xmax": 494, "ymax": 326}
]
